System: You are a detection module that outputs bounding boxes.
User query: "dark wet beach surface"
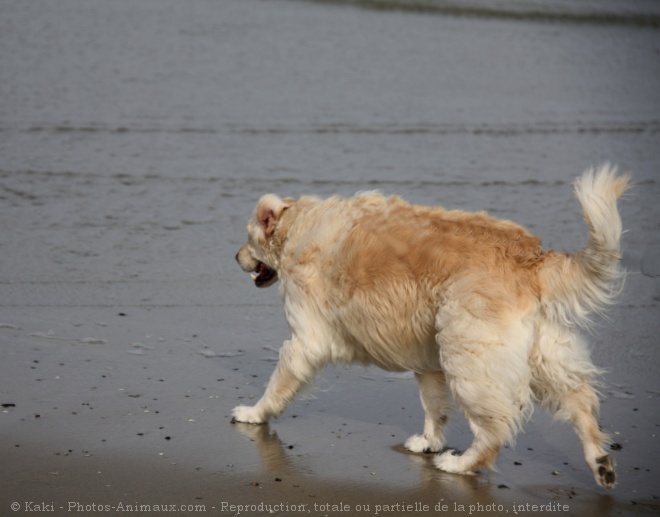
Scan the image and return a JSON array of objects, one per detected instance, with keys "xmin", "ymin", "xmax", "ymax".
[{"xmin": 1, "ymin": 0, "xmax": 660, "ymax": 515}]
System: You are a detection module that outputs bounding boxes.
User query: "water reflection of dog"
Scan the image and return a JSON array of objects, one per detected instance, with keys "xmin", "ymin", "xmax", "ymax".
[
  {"xmin": 233, "ymin": 421, "xmax": 484, "ymax": 496},
  {"xmin": 231, "ymin": 422, "xmax": 298, "ymax": 475}
]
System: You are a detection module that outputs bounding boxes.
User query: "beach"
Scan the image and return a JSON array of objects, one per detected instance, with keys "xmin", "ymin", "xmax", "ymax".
[{"xmin": 1, "ymin": 0, "xmax": 659, "ymax": 515}]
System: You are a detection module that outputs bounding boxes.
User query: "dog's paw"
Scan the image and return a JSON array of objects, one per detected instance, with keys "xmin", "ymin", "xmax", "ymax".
[
  {"xmin": 595, "ymin": 454, "xmax": 616, "ymax": 490},
  {"xmin": 433, "ymin": 450, "xmax": 477, "ymax": 475},
  {"xmin": 404, "ymin": 434, "xmax": 443, "ymax": 453},
  {"xmin": 231, "ymin": 405, "xmax": 267, "ymax": 425}
]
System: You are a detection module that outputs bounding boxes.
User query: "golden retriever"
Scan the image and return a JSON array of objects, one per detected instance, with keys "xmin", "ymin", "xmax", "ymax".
[{"xmin": 233, "ymin": 164, "xmax": 629, "ymax": 489}]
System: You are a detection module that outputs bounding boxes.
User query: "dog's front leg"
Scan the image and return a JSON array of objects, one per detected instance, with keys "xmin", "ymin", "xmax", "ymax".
[{"xmin": 232, "ymin": 337, "xmax": 319, "ymax": 424}]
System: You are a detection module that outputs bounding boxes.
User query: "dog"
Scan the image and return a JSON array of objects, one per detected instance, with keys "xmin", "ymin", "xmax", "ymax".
[{"xmin": 233, "ymin": 164, "xmax": 629, "ymax": 489}]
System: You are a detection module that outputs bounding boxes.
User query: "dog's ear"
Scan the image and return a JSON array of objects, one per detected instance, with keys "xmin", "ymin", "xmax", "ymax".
[{"xmin": 256, "ymin": 194, "xmax": 289, "ymax": 236}]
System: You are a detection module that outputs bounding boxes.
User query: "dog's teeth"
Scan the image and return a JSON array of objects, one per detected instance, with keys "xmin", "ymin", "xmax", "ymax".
[{"xmin": 250, "ymin": 273, "xmax": 258, "ymax": 280}]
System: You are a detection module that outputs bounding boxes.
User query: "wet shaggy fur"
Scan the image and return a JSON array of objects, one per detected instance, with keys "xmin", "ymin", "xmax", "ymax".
[{"xmin": 233, "ymin": 164, "xmax": 630, "ymax": 489}]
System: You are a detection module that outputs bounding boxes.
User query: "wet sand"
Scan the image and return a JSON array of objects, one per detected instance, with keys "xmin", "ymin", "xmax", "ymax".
[{"xmin": 1, "ymin": 0, "xmax": 660, "ymax": 515}]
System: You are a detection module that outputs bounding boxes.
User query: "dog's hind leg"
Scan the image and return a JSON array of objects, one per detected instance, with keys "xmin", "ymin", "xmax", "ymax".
[
  {"xmin": 434, "ymin": 303, "xmax": 534, "ymax": 475},
  {"xmin": 434, "ymin": 364, "xmax": 529, "ymax": 475},
  {"xmin": 560, "ymin": 384, "xmax": 615, "ymax": 489},
  {"xmin": 405, "ymin": 371, "xmax": 449, "ymax": 453},
  {"xmin": 531, "ymin": 325, "xmax": 615, "ymax": 489}
]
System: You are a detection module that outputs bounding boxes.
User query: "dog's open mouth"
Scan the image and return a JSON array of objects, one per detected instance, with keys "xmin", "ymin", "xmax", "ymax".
[{"xmin": 251, "ymin": 261, "xmax": 278, "ymax": 288}]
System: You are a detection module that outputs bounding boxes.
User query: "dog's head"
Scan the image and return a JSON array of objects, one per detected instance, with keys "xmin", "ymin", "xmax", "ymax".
[{"xmin": 235, "ymin": 194, "xmax": 290, "ymax": 288}]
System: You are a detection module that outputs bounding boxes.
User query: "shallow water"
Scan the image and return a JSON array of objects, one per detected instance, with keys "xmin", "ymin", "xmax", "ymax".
[{"xmin": 1, "ymin": 0, "xmax": 659, "ymax": 515}]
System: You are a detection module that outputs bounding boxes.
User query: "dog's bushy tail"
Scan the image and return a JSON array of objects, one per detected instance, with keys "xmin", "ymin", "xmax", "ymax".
[{"xmin": 540, "ymin": 164, "xmax": 631, "ymax": 327}]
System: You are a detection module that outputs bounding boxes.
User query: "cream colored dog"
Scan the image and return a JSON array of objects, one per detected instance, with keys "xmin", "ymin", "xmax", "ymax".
[{"xmin": 233, "ymin": 165, "xmax": 629, "ymax": 489}]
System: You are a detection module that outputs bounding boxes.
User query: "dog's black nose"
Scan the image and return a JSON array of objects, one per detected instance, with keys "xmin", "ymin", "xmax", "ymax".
[{"xmin": 235, "ymin": 252, "xmax": 239, "ymax": 263}]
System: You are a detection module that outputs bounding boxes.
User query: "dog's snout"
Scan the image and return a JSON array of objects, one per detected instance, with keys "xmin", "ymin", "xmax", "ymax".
[{"xmin": 235, "ymin": 252, "xmax": 240, "ymax": 263}]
